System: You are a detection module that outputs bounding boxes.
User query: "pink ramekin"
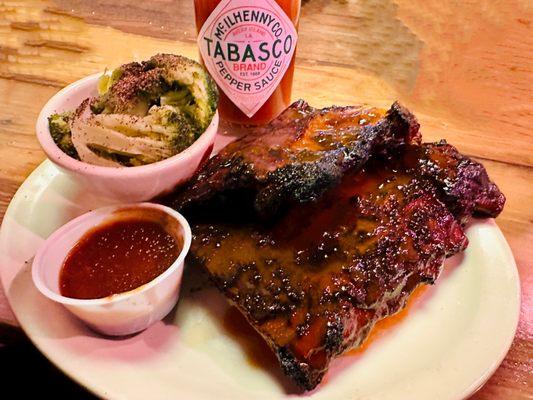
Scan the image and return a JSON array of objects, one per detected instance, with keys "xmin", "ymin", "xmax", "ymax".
[{"xmin": 36, "ymin": 73, "xmax": 218, "ymax": 202}]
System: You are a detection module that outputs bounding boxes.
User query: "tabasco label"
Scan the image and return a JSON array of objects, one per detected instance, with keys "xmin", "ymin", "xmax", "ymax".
[{"xmin": 197, "ymin": 0, "xmax": 298, "ymax": 118}]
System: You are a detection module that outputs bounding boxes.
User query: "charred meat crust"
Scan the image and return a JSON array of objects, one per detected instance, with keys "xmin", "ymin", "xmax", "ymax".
[
  {"xmin": 274, "ymin": 275, "xmax": 430, "ymax": 390},
  {"xmin": 277, "ymin": 346, "xmax": 323, "ymax": 391},
  {"xmin": 168, "ymin": 101, "xmax": 421, "ymax": 218},
  {"xmin": 412, "ymin": 140, "xmax": 505, "ymax": 222},
  {"xmin": 253, "ymin": 102, "xmax": 422, "ymax": 217}
]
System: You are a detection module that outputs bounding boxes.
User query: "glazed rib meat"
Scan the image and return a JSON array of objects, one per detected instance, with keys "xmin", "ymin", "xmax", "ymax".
[
  {"xmin": 168, "ymin": 103, "xmax": 505, "ymax": 390},
  {"xmin": 170, "ymin": 100, "xmax": 420, "ymax": 218}
]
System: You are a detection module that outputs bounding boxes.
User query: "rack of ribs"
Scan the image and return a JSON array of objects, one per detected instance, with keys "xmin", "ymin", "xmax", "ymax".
[
  {"xmin": 169, "ymin": 100, "xmax": 421, "ymax": 218},
  {"xmin": 166, "ymin": 102, "xmax": 505, "ymax": 390}
]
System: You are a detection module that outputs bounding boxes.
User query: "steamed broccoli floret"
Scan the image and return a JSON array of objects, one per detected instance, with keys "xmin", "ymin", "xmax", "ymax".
[
  {"xmin": 97, "ymin": 68, "xmax": 123, "ymax": 96},
  {"xmin": 73, "ymin": 105, "xmax": 197, "ymax": 167},
  {"xmin": 48, "ymin": 112, "xmax": 79, "ymax": 159},
  {"xmin": 93, "ymin": 54, "xmax": 218, "ymax": 134},
  {"xmin": 148, "ymin": 105, "xmax": 197, "ymax": 152},
  {"xmin": 60, "ymin": 54, "xmax": 219, "ymax": 167},
  {"xmin": 149, "ymin": 53, "xmax": 219, "ymax": 135},
  {"xmin": 91, "ymin": 64, "xmax": 162, "ymax": 116},
  {"xmin": 86, "ymin": 144, "xmax": 149, "ymax": 167}
]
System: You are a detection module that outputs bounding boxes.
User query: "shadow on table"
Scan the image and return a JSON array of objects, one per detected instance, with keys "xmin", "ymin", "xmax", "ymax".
[{"xmin": 0, "ymin": 338, "xmax": 97, "ymax": 398}]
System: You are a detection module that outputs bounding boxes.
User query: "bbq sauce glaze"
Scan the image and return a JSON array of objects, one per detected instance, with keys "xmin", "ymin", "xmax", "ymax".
[{"xmin": 60, "ymin": 218, "xmax": 181, "ymax": 299}]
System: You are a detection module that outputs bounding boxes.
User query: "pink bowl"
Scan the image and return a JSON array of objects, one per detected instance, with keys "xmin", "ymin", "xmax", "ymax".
[
  {"xmin": 31, "ymin": 202, "xmax": 192, "ymax": 336},
  {"xmin": 36, "ymin": 73, "xmax": 219, "ymax": 202}
]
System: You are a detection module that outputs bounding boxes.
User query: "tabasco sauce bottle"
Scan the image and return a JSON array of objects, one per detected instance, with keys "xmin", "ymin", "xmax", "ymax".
[{"xmin": 194, "ymin": 0, "xmax": 301, "ymax": 125}]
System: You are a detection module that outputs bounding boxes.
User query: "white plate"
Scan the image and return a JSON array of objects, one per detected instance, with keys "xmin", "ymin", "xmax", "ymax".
[{"xmin": 0, "ymin": 160, "xmax": 520, "ymax": 400}]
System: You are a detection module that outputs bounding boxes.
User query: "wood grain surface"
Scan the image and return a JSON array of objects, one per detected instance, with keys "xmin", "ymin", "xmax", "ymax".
[{"xmin": 0, "ymin": 0, "xmax": 531, "ymax": 398}]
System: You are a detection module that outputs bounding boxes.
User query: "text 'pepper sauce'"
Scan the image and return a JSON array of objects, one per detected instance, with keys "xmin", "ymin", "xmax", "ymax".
[
  {"xmin": 194, "ymin": 0, "xmax": 301, "ymax": 125},
  {"xmin": 59, "ymin": 218, "xmax": 181, "ymax": 299}
]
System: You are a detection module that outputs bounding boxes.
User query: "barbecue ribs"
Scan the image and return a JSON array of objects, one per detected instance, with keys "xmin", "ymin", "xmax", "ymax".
[
  {"xmin": 167, "ymin": 102, "xmax": 505, "ymax": 390},
  {"xmin": 170, "ymin": 100, "xmax": 420, "ymax": 218}
]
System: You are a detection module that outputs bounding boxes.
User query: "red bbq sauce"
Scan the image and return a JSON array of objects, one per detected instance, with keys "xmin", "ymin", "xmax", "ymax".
[{"xmin": 60, "ymin": 218, "xmax": 181, "ymax": 299}]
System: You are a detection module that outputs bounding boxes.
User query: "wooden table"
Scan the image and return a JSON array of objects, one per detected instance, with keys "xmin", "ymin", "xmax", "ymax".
[{"xmin": 0, "ymin": 0, "xmax": 531, "ymax": 398}]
